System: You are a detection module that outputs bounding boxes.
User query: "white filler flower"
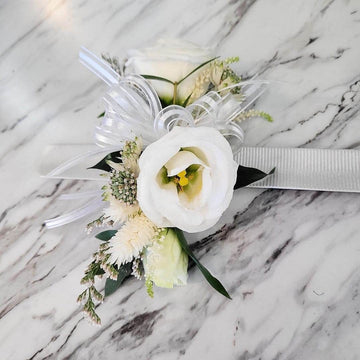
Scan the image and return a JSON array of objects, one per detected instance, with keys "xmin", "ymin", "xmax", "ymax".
[
  {"xmin": 137, "ymin": 126, "xmax": 238, "ymax": 233},
  {"xmin": 107, "ymin": 213, "xmax": 159, "ymax": 267},
  {"xmin": 126, "ymin": 38, "xmax": 213, "ymax": 104}
]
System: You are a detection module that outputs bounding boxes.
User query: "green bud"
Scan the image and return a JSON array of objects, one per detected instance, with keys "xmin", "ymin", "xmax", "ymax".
[{"xmin": 143, "ymin": 229, "xmax": 188, "ymax": 289}]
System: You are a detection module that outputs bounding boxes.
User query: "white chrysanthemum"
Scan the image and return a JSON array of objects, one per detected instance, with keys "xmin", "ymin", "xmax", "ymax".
[
  {"xmin": 103, "ymin": 196, "xmax": 139, "ymax": 224},
  {"xmin": 107, "ymin": 213, "xmax": 160, "ymax": 266}
]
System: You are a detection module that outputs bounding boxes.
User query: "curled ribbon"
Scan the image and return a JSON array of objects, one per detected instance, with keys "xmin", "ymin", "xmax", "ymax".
[{"xmin": 79, "ymin": 47, "xmax": 268, "ymax": 154}]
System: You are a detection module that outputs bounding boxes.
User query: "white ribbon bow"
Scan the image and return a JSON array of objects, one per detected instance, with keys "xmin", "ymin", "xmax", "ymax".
[{"xmin": 79, "ymin": 47, "xmax": 268, "ymax": 154}]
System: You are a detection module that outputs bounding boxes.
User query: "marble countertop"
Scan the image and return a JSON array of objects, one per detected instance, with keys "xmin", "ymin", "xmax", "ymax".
[{"xmin": 1, "ymin": 0, "xmax": 360, "ymax": 359}]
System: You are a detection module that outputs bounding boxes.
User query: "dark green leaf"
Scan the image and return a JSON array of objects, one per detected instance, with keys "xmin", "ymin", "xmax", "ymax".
[
  {"xmin": 160, "ymin": 98, "xmax": 172, "ymax": 107},
  {"xmin": 105, "ymin": 262, "xmax": 132, "ymax": 297},
  {"xmin": 182, "ymin": 92, "xmax": 193, "ymax": 107},
  {"xmin": 95, "ymin": 230, "xmax": 117, "ymax": 241},
  {"xmin": 174, "ymin": 228, "xmax": 231, "ymax": 299},
  {"xmin": 178, "ymin": 57, "xmax": 219, "ymax": 85},
  {"xmin": 88, "ymin": 151, "xmax": 122, "ymax": 172},
  {"xmin": 96, "ymin": 268, "xmax": 105, "ymax": 276},
  {"xmin": 93, "ymin": 261, "xmax": 105, "ymax": 276},
  {"xmin": 235, "ymin": 166, "xmax": 275, "ymax": 190},
  {"xmin": 141, "ymin": 74, "xmax": 174, "ymax": 85},
  {"xmin": 97, "ymin": 111, "xmax": 105, "ymax": 118}
]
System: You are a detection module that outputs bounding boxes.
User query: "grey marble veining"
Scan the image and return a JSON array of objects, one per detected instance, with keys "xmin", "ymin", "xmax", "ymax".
[{"xmin": 1, "ymin": 0, "xmax": 360, "ymax": 359}]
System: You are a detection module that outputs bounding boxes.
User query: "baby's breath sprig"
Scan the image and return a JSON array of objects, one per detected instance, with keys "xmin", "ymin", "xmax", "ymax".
[
  {"xmin": 219, "ymin": 67, "xmax": 242, "ymax": 94},
  {"xmin": 80, "ymin": 261, "xmax": 104, "ymax": 286},
  {"xmin": 121, "ymin": 137, "xmax": 141, "ymax": 159},
  {"xmin": 86, "ymin": 215, "xmax": 106, "ymax": 234},
  {"xmin": 223, "ymin": 56, "xmax": 240, "ymax": 65},
  {"xmin": 188, "ymin": 56, "xmax": 242, "ymax": 103},
  {"xmin": 101, "ymin": 185, "xmax": 109, "ymax": 202},
  {"xmin": 119, "ymin": 137, "xmax": 142, "ymax": 171},
  {"xmin": 78, "ymin": 259, "xmax": 105, "ymax": 325},
  {"xmin": 86, "ymin": 214, "xmax": 114, "ymax": 234},
  {"xmin": 78, "ymin": 241, "xmax": 122, "ymax": 325},
  {"xmin": 234, "ymin": 109, "xmax": 273, "ymax": 123},
  {"xmin": 101, "ymin": 54, "xmax": 124, "ymax": 76},
  {"xmin": 132, "ymin": 256, "xmax": 144, "ymax": 280},
  {"xmin": 92, "ymin": 243, "xmax": 119, "ymax": 280},
  {"xmin": 82, "ymin": 290, "xmax": 102, "ymax": 325},
  {"xmin": 145, "ymin": 276, "xmax": 154, "ymax": 298},
  {"xmin": 101, "ymin": 261, "xmax": 119, "ymax": 280}
]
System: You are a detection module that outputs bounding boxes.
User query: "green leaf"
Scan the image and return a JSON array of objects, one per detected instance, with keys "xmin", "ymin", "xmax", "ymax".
[
  {"xmin": 97, "ymin": 111, "xmax": 105, "ymax": 118},
  {"xmin": 96, "ymin": 269, "xmax": 105, "ymax": 276},
  {"xmin": 88, "ymin": 151, "xmax": 122, "ymax": 172},
  {"xmin": 234, "ymin": 166, "xmax": 275, "ymax": 190},
  {"xmin": 104, "ymin": 262, "xmax": 132, "ymax": 297},
  {"xmin": 95, "ymin": 230, "xmax": 117, "ymax": 241},
  {"xmin": 177, "ymin": 57, "xmax": 219, "ymax": 85},
  {"xmin": 160, "ymin": 98, "xmax": 172, "ymax": 107},
  {"xmin": 182, "ymin": 92, "xmax": 193, "ymax": 107},
  {"xmin": 93, "ymin": 262, "xmax": 105, "ymax": 276},
  {"xmin": 174, "ymin": 228, "xmax": 231, "ymax": 299},
  {"xmin": 141, "ymin": 74, "xmax": 174, "ymax": 85}
]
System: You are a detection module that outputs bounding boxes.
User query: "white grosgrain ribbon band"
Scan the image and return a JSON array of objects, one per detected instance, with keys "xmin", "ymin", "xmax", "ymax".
[{"xmin": 236, "ymin": 147, "xmax": 360, "ymax": 193}]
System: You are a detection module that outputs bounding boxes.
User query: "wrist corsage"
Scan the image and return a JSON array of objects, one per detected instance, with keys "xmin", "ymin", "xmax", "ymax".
[{"xmin": 46, "ymin": 38, "xmax": 275, "ymax": 324}]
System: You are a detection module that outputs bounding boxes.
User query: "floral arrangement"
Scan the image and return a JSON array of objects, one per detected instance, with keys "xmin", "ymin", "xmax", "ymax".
[{"xmin": 47, "ymin": 39, "xmax": 275, "ymax": 324}]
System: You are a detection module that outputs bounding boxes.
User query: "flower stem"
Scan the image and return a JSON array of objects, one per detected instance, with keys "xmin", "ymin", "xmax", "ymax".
[{"xmin": 173, "ymin": 82, "xmax": 178, "ymax": 104}]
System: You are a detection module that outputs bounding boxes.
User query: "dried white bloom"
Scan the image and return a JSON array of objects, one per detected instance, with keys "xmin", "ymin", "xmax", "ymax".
[
  {"xmin": 107, "ymin": 213, "xmax": 160, "ymax": 266},
  {"xmin": 103, "ymin": 196, "xmax": 139, "ymax": 224}
]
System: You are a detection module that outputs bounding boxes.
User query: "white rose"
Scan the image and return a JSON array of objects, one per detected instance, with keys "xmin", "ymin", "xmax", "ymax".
[
  {"xmin": 137, "ymin": 126, "xmax": 238, "ymax": 233},
  {"xmin": 125, "ymin": 38, "xmax": 213, "ymax": 104}
]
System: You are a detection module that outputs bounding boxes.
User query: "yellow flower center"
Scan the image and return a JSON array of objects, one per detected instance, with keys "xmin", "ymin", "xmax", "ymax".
[{"xmin": 177, "ymin": 170, "xmax": 189, "ymax": 187}]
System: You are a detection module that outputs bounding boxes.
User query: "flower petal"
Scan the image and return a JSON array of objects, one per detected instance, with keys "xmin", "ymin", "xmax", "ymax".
[{"xmin": 165, "ymin": 150, "xmax": 206, "ymax": 177}]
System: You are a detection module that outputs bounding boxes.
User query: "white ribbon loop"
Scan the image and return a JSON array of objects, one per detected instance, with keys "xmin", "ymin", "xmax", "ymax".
[
  {"xmin": 154, "ymin": 105, "xmax": 194, "ymax": 136},
  {"xmin": 79, "ymin": 48, "xmax": 267, "ymax": 153},
  {"xmin": 186, "ymin": 91, "xmax": 245, "ymax": 153},
  {"xmin": 97, "ymin": 75, "xmax": 162, "ymax": 146},
  {"xmin": 188, "ymin": 91, "xmax": 221, "ymax": 126},
  {"xmin": 79, "ymin": 47, "xmax": 120, "ymax": 86}
]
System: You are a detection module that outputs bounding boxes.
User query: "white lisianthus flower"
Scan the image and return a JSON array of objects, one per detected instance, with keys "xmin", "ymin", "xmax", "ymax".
[
  {"xmin": 125, "ymin": 38, "xmax": 213, "ymax": 105},
  {"xmin": 137, "ymin": 126, "xmax": 238, "ymax": 233},
  {"xmin": 143, "ymin": 229, "xmax": 188, "ymax": 288}
]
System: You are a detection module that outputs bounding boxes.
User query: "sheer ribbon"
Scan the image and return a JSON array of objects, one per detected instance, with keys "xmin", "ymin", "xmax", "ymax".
[{"xmin": 79, "ymin": 47, "xmax": 267, "ymax": 153}]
